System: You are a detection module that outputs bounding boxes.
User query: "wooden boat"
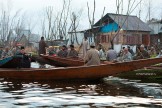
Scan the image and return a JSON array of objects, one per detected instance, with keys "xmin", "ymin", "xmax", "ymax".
[
  {"xmin": 31, "ymin": 55, "xmax": 55, "ymax": 65},
  {"xmin": 41, "ymin": 55, "xmax": 84, "ymax": 66},
  {"xmin": 0, "ymin": 57, "xmax": 162, "ymax": 80},
  {"xmin": 0, "ymin": 57, "xmax": 13, "ymax": 66},
  {"xmin": 0, "ymin": 56, "xmax": 22, "ymax": 68}
]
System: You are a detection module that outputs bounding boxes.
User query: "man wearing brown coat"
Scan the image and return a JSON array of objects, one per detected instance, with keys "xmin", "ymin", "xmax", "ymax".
[{"xmin": 39, "ymin": 36, "xmax": 48, "ymax": 55}]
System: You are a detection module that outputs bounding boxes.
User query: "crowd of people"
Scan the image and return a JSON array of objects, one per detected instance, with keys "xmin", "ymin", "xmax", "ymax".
[
  {"xmin": 39, "ymin": 35, "xmax": 161, "ymax": 67},
  {"xmin": 106, "ymin": 45, "xmax": 154, "ymax": 63},
  {"xmin": 1, "ymin": 36, "xmax": 159, "ymax": 68},
  {"xmin": 39, "ymin": 35, "xmax": 160, "ymax": 67}
]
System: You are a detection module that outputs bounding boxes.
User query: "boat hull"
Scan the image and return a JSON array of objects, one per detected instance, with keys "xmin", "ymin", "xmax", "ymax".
[
  {"xmin": 0, "ymin": 57, "xmax": 162, "ymax": 80},
  {"xmin": 0, "ymin": 57, "xmax": 13, "ymax": 66},
  {"xmin": 0, "ymin": 56, "xmax": 22, "ymax": 68},
  {"xmin": 41, "ymin": 55, "xmax": 84, "ymax": 66},
  {"xmin": 31, "ymin": 55, "xmax": 55, "ymax": 65}
]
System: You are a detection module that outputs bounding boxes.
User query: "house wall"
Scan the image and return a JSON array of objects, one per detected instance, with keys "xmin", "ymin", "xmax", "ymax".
[
  {"xmin": 100, "ymin": 22, "xmax": 119, "ymax": 33},
  {"xmin": 148, "ymin": 21, "xmax": 162, "ymax": 47},
  {"xmin": 123, "ymin": 31, "xmax": 150, "ymax": 46},
  {"xmin": 96, "ymin": 30, "xmax": 150, "ymax": 52},
  {"xmin": 97, "ymin": 31, "xmax": 124, "ymax": 50},
  {"xmin": 150, "ymin": 34, "xmax": 162, "ymax": 48},
  {"xmin": 150, "ymin": 35, "xmax": 159, "ymax": 46},
  {"xmin": 149, "ymin": 23, "xmax": 162, "ymax": 34}
]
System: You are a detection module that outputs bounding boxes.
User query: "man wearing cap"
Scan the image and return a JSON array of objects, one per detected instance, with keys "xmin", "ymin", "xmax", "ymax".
[
  {"xmin": 134, "ymin": 44, "xmax": 150, "ymax": 60},
  {"xmin": 84, "ymin": 43, "xmax": 100, "ymax": 66},
  {"xmin": 67, "ymin": 44, "xmax": 78, "ymax": 58}
]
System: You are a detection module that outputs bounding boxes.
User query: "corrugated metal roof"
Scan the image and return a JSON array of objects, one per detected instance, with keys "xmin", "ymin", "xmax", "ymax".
[{"xmin": 94, "ymin": 13, "xmax": 152, "ymax": 32}]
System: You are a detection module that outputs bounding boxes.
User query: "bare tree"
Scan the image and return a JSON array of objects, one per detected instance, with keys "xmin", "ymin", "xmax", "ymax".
[
  {"xmin": 144, "ymin": 0, "xmax": 152, "ymax": 21},
  {"xmin": 109, "ymin": 0, "xmax": 143, "ymax": 48},
  {"xmin": 40, "ymin": 16, "xmax": 46, "ymax": 37},
  {"xmin": 87, "ymin": 0, "xmax": 106, "ymax": 44},
  {"xmin": 160, "ymin": 9, "xmax": 162, "ymax": 20},
  {"xmin": 87, "ymin": 0, "xmax": 96, "ymax": 43},
  {"xmin": 0, "ymin": 1, "xmax": 22, "ymax": 46},
  {"xmin": 58, "ymin": 0, "xmax": 71, "ymax": 40},
  {"xmin": 41, "ymin": 0, "xmax": 72, "ymax": 41},
  {"xmin": 46, "ymin": 6, "xmax": 53, "ymax": 40},
  {"xmin": 69, "ymin": 11, "xmax": 82, "ymax": 45}
]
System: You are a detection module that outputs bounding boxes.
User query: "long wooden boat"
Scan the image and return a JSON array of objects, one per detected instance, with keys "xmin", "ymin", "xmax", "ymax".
[
  {"xmin": 0, "ymin": 57, "xmax": 162, "ymax": 80},
  {"xmin": 41, "ymin": 55, "xmax": 84, "ymax": 66},
  {"xmin": 31, "ymin": 55, "xmax": 55, "ymax": 65}
]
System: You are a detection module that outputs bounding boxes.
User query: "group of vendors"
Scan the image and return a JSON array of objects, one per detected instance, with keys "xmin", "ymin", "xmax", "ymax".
[{"xmin": 38, "ymin": 36, "xmax": 156, "ymax": 66}]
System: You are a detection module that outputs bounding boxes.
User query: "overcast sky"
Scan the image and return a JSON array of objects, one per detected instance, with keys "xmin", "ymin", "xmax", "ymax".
[{"xmin": 0, "ymin": 0, "xmax": 162, "ymax": 34}]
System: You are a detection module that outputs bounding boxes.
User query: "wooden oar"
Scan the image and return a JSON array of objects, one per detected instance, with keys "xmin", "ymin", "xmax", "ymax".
[{"xmin": 136, "ymin": 48, "xmax": 144, "ymax": 59}]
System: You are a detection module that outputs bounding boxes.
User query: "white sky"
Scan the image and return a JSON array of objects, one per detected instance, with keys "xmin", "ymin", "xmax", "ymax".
[{"xmin": 0, "ymin": 0, "xmax": 162, "ymax": 34}]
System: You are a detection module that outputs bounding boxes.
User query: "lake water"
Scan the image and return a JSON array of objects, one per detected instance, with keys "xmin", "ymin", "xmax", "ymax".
[{"xmin": 0, "ymin": 62, "xmax": 162, "ymax": 107}]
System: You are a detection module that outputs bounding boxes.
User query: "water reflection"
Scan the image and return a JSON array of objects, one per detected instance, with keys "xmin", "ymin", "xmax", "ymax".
[{"xmin": 0, "ymin": 77, "xmax": 161, "ymax": 107}]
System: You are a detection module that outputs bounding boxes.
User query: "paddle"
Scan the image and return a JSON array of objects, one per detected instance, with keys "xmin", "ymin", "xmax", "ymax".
[{"xmin": 136, "ymin": 47, "xmax": 144, "ymax": 59}]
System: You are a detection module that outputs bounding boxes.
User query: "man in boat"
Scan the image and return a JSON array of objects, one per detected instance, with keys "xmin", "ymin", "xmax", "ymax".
[
  {"xmin": 148, "ymin": 46, "xmax": 157, "ymax": 58},
  {"xmin": 1, "ymin": 46, "xmax": 13, "ymax": 58},
  {"xmin": 57, "ymin": 45, "xmax": 68, "ymax": 57},
  {"xmin": 106, "ymin": 48, "xmax": 117, "ymax": 62},
  {"xmin": 134, "ymin": 44, "xmax": 150, "ymax": 60},
  {"xmin": 84, "ymin": 43, "xmax": 100, "ymax": 66},
  {"xmin": 0, "ymin": 46, "xmax": 4, "ymax": 58},
  {"xmin": 48, "ymin": 46, "xmax": 56, "ymax": 56},
  {"xmin": 118, "ymin": 47, "xmax": 125, "ymax": 57},
  {"xmin": 79, "ymin": 36, "xmax": 89, "ymax": 58},
  {"xmin": 117, "ymin": 48, "xmax": 132, "ymax": 62},
  {"xmin": 128, "ymin": 46, "xmax": 134, "ymax": 56},
  {"xmin": 16, "ymin": 46, "xmax": 31, "ymax": 68},
  {"xmin": 39, "ymin": 36, "xmax": 48, "ymax": 55},
  {"xmin": 97, "ymin": 43, "xmax": 105, "ymax": 53},
  {"xmin": 67, "ymin": 44, "xmax": 78, "ymax": 58},
  {"xmin": 97, "ymin": 43, "xmax": 106, "ymax": 59}
]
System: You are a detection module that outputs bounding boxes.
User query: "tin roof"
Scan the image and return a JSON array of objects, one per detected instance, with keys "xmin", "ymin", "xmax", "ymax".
[{"xmin": 94, "ymin": 13, "xmax": 152, "ymax": 32}]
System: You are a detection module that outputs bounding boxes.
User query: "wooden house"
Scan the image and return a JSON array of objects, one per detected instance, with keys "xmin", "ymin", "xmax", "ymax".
[
  {"xmin": 84, "ymin": 13, "xmax": 152, "ymax": 51},
  {"xmin": 147, "ymin": 19, "xmax": 162, "ymax": 47}
]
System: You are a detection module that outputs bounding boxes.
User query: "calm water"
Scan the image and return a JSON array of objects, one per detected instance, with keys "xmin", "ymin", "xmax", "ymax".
[{"xmin": 0, "ymin": 62, "xmax": 162, "ymax": 108}]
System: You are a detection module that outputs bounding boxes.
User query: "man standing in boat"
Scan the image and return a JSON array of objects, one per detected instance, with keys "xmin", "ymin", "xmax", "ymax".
[
  {"xmin": 67, "ymin": 44, "xmax": 78, "ymax": 58},
  {"xmin": 39, "ymin": 36, "xmax": 48, "ymax": 55},
  {"xmin": 79, "ymin": 36, "xmax": 89, "ymax": 58},
  {"xmin": 84, "ymin": 43, "xmax": 100, "ymax": 66}
]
